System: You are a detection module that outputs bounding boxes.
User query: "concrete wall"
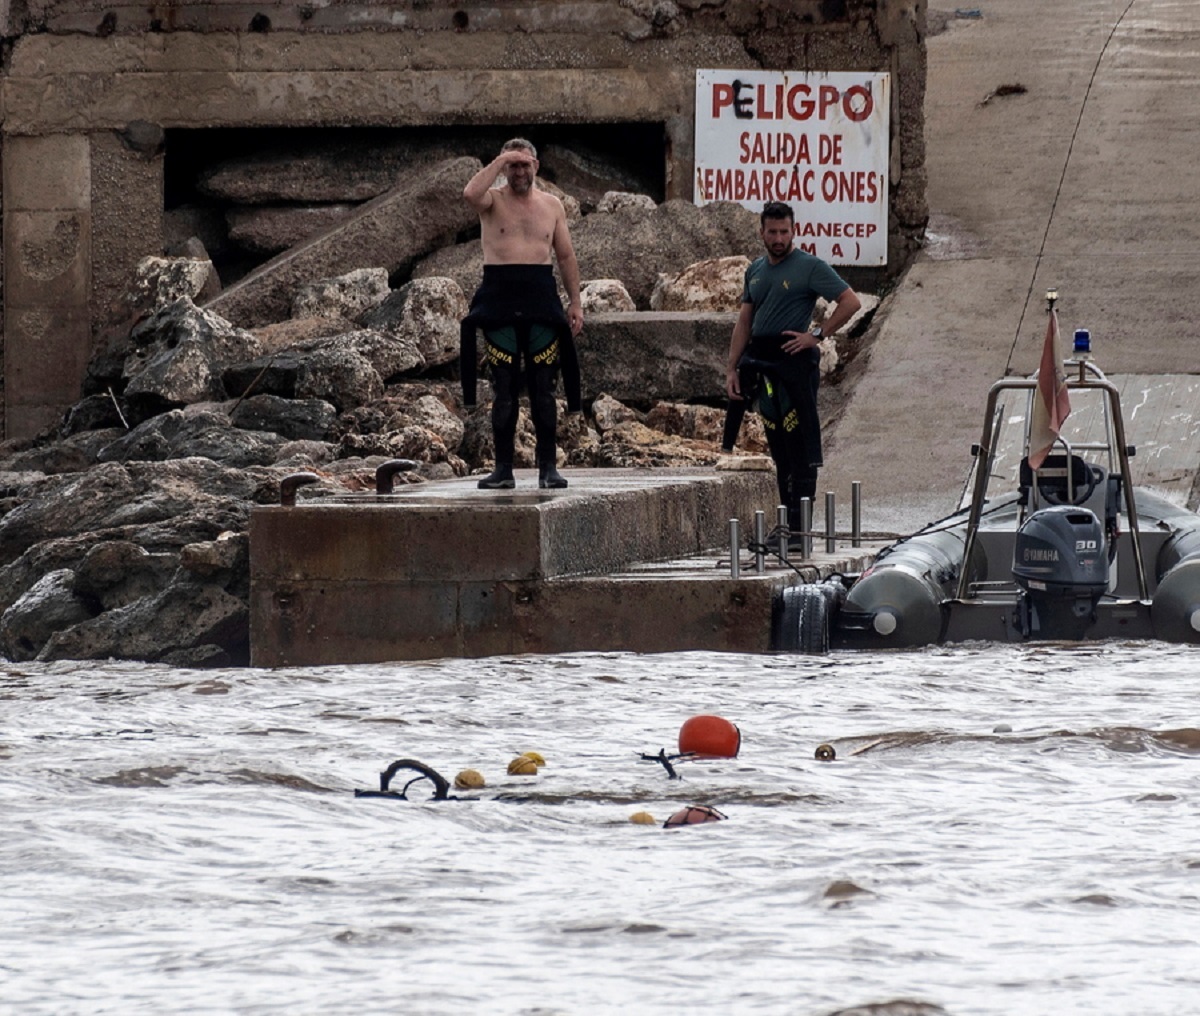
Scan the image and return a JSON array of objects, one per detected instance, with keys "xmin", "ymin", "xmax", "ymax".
[{"xmin": 0, "ymin": 0, "xmax": 928, "ymax": 438}]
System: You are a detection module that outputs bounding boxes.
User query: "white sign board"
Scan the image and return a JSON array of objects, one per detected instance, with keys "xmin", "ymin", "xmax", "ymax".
[{"xmin": 694, "ymin": 69, "xmax": 891, "ymax": 266}]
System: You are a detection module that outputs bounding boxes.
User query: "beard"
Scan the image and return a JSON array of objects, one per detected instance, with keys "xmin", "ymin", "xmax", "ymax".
[{"xmin": 509, "ymin": 175, "xmax": 534, "ymax": 195}]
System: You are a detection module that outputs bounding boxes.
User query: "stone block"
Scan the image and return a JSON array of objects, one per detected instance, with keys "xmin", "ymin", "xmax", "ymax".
[
  {"xmin": 205, "ymin": 156, "xmax": 481, "ymax": 327},
  {"xmin": 248, "ymin": 468, "xmax": 782, "ymax": 663},
  {"xmin": 510, "ymin": 574, "xmax": 789, "ymax": 655},
  {"xmin": 4, "ymin": 404, "xmax": 66, "ymax": 440},
  {"xmin": 3, "ymin": 209, "xmax": 91, "ymax": 306},
  {"xmin": 90, "ymin": 131, "xmax": 165, "ymax": 322},
  {"xmin": 143, "ymin": 32, "xmax": 239, "ymax": 72},
  {"xmin": 575, "ymin": 312, "xmax": 732, "ymax": 404},
  {"xmin": 3, "ymin": 305, "xmax": 91, "ymax": 403},
  {"xmin": 0, "ymin": 65, "xmax": 685, "ymax": 133},
  {"xmin": 250, "ymin": 502, "xmax": 548, "ymax": 584},
  {"xmin": 249, "ymin": 579, "xmax": 466, "ymax": 667},
  {"xmin": 7, "ymin": 34, "xmax": 147, "ymax": 76},
  {"xmin": 0, "ymin": 134, "xmax": 90, "ymax": 211}
]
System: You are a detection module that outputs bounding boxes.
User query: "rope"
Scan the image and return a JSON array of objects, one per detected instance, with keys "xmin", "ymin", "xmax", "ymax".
[
  {"xmin": 1007, "ymin": 0, "xmax": 1139, "ymax": 370},
  {"xmin": 734, "ymin": 496, "xmax": 1021, "ymax": 571}
]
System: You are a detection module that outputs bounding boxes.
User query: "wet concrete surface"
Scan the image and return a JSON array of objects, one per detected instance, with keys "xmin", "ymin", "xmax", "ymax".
[
  {"xmin": 824, "ymin": 0, "xmax": 1200, "ymax": 535},
  {"xmin": 250, "ymin": 466, "xmax": 882, "ymax": 664}
]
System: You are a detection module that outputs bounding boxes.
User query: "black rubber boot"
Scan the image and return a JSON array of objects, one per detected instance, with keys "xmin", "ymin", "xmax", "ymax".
[
  {"xmin": 477, "ymin": 462, "xmax": 515, "ymax": 489},
  {"xmin": 538, "ymin": 459, "xmax": 568, "ymax": 489}
]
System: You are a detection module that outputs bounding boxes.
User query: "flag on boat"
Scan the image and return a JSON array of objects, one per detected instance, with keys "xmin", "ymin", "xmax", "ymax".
[{"xmin": 1027, "ymin": 306, "xmax": 1071, "ymax": 469}]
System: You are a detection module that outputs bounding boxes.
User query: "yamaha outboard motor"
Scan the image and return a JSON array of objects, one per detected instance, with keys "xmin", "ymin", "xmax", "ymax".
[{"xmin": 1012, "ymin": 506, "xmax": 1109, "ymax": 639}]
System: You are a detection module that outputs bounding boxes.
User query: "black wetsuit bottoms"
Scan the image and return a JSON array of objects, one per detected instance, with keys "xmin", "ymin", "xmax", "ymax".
[
  {"xmin": 460, "ymin": 264, "xmax": 581, "ymax": 466},
  {"xmin": 486, "ymin": 323, "xmax": 560, "ymax": 465},
  {"xmin": 740, "ymin": 335, "xmax": 823, "ymax": 523}
]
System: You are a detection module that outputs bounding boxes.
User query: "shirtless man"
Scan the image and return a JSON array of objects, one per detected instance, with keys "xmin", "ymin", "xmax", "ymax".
[{"xmin": 460, "ymin": 139, "xmax": 584, "ymax": 489}]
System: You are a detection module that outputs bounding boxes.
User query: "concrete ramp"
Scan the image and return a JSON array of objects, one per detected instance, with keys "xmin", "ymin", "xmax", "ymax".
[{"xmin": 823, "ymin": 0, "xmax": 1200, "ymax": 533}]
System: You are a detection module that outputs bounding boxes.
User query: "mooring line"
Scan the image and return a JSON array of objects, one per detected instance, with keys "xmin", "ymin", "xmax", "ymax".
[{"xmin": 1007, "ymin": 0, "xmax": 1139, "ymax": 372}]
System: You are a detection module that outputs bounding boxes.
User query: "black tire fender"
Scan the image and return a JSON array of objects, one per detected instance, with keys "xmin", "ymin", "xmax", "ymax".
[{"xmin": 772, "ymin": 583, "xmax": 836, "ymax": 654}]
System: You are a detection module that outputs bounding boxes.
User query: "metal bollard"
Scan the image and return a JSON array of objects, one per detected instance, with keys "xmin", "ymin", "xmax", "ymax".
[
  {"xmin": 852, "ymin": 481, "xmax": 862, "ymax": 548},
  {"xmin": 754, "ymin": 510, "xmax": 766, "ymax": 573},
  {"xmin": 825, "ymin": 491, "xmax": 837, "ymax": 554},
  {"xmin": 729, "ymin": 518, "xmax": 741, "ymax": 579},
  {"xmin": 279, "ymin": 472, "xmax": 319, "ymax": 506},
  {"xmin": 799, "ymin": 498, "xmax": 813, "ymax": 559},
  {"xmin": 776, "ymin": 504, "xmax": 790, "ymax": 565}
]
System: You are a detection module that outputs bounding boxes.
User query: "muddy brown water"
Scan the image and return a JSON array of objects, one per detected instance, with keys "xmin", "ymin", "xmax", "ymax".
[{"xmin": 4, "ymin": 643, "xmax": 1199, "ymax": 1014}]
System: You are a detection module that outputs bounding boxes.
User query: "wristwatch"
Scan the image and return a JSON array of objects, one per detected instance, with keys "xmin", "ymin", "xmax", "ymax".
[{"xmin": 810, "ymin": 326, "xmax": 823, "ymax": 340}]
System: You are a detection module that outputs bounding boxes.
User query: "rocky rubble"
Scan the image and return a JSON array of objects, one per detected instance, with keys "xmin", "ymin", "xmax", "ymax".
[{"xmin": 0, "ymin": 157, "xmax": 876, "ymax": 666}]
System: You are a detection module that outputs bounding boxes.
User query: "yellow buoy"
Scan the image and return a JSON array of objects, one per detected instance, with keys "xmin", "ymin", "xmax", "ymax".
[
  {"xmin": 507, "ymin": 756, "xmax": 539, "ymax": 776},
  {"xmin": 629, "ymin": 811, "xmax": 657, "ymax": 825},
  {"xmin": 454, "ymin": 769, "xmax": 486, "ymax": 790},
  {"xmin": 519, "ymin": 751, "xmax": 546, "ymax": 767}
]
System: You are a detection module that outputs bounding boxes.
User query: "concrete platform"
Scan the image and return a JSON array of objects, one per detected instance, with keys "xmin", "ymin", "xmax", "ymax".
[{"xmin": 249, "ymin": 466, "xmax": 878, "ymax": 665}]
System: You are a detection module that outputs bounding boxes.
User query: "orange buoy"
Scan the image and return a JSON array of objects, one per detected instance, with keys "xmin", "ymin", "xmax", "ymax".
[
  {"xmin": 663, "ymin": 804, "xmax": 727, "ymax": 828},
  {"xmin": 678, "ymin": 714, "xmax": 741, "ymax": 758}
]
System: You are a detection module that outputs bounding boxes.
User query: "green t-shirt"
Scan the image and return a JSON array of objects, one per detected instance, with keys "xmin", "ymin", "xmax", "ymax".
[{"xmin": 741, "ymin": 249, "xmax": 849, "ymax": 336}]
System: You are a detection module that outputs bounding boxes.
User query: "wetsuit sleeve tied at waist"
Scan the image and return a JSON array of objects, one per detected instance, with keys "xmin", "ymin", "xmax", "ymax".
[{"xmin": 459, "ymin": 267, "xmax": 581, "ymax": 412}]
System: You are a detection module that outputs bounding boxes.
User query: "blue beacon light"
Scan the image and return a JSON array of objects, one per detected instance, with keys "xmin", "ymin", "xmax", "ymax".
[{"xmin": 1073, "ymin": 328, "xmax": 1091, "ymax": 360}]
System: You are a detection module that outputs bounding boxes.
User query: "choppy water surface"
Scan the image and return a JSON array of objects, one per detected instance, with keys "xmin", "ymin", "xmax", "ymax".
[{"xmin": 4, "ymin": 643, "xmax": 1200, "ymax": 1015}]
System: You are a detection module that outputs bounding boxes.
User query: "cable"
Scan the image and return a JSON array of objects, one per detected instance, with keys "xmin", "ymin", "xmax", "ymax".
[{"xmin": 1007, "ymin": 0, "xmax": 1139, "ymax": 371}]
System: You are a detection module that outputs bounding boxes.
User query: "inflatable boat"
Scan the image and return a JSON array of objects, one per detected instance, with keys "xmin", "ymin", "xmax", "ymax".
[{"xmin": 773, "ymin": 328, "xmax": 1200, "ymax": 652}]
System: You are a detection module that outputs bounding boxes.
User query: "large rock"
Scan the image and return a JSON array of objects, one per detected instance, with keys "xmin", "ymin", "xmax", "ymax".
[
  {"xmin": 575, "ymin": 312, "xmax": 733, "ymax": 404},
  {"xmin": 197, "ymin": 134, "xmax": 465, "ymax": 204},
  {"xmin": 571, "ymin": 200, "xmax": 761, "ymax": 308},
  {"xmin": 61, "ymin": 395, "xmax": 127, "ymax": 437},
  {"xmin": 229, "ymin": 394, "xmax": 338, "ymax": 442},
  {"xmin": 36, "ymin": 580, "xmax": 250, "ymax": 664},
  {"xmin": 539, "ymin": 143, "xmax": 659, "ymax": 211},
  {"xmin": 0, "ymin": 454, "xmax": 300, "ymax": 664},
  {"xmin": 646, "ymin": 401, "xmax": 768, "ymax": 454},
  {"xmin": 250, "ymin": 314, "xmax": 361, "ymax": 356},
  {"xmin": 594, "ymin": 420, "xmax": 721, "ymax": 468},
  {"xmin": 85, "ymin": 259, "xmax": 225, "ymax": 399},
  {"xmin": 355, "ymin": 390, "xmax": 468, "ymax": 454},
  {"xmin": 317, "ymin": 328, "xmax": 424, "ymax": 381},
  {"xmin": 581, "ymin": 279, "xmax": 636, "ymax": 313},
  {"xmin": 651, "ymin": 256, "xmax": 750, "ymax": 312},
  {"xmin": 294, "ymin": 345, "xmax": 385, "ymax": 411},
  {"xmin": 121, "ymin": 255, "xmax": 222, "ymax": 316},
  {"xmin": 96, "ymin": 407, "xmax": 288, "ymax": 467},
  {"xmin": 0, "ymin": 458, "xmax": 268, "ymax": 568},
  {"xmin": 204, "ymin": 156, "xmax": 482, "ymax": 328},
  {"xmin": 123, "ymin": 297, "xmax": 264, "ymax": 412},
  {"xmin": 332, "ymin": 387, "xmax": 468, "ymax": 470},
  {"xmin": 3, "ymin": 427, "xmax": 126, "ymax": 473},
  {"xmin": 227, "ymin": 203, "xmax": 358, "ymax": 255},
  {"xmin": 74, "ymin": 539, "xmax": 180, "ymax": 610},
  {"xmin": 596, "ymin": 191, "xmax": 657, "ymax": 214},
  {"xmin": 0, "ymin": 525, "xmax": 179, "ymax": 618},
  {"xmin": 410, "ymin": 240, "xmax": 484, "ymax": 301},
  {"xmin": 360, "ymin": 277, "xmax": 467, "ymax": 370},
  {"xmin": 0, "ymin": 568, "xmax": 95, "ymax": 661},
  {"xmin": 224, "ymin": 327, "xmax": 420, "ymax": 404},
  {"xmin": 291, "ymin": 267, "xmax": 391, "ymax": 321}
]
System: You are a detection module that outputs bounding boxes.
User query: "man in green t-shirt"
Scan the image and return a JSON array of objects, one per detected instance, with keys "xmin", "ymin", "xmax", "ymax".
[{"xmin": 724, "ymin": 201, "xmax": 862, "ymax": 537}]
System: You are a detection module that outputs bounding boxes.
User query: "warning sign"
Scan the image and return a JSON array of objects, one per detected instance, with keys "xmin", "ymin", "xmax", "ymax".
[{"xmin": 694, "ymin": 69, "xmax": 891, "ymax": 266}]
